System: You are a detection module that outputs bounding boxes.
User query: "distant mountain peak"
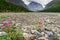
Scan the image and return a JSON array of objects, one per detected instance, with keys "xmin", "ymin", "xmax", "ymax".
[
  {"xmin": 27, "ymin": 2, "xmax": 43, "ymax": 11},
  {"xmin": 5, "ymin": 0, "xmax": 54, "ymax": 11},
  {"xmin": 22, "ymin": 0, "xmax": 53, "ymax": 8}
]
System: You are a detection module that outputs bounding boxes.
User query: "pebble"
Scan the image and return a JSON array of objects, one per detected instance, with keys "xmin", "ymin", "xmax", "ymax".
[{"xmin": 46, "ymin": 31, "xmax": 53, "ymax": 36}]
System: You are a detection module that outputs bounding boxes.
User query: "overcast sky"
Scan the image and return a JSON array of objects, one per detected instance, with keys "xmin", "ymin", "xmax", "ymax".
[{"xmin": 22, "ymin": 0, "xmax": 53, "ymax": 8}]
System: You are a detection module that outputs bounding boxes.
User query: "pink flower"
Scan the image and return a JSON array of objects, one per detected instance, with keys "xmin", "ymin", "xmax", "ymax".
[
  {"xmin": 1, "ymin": 21, "xmax": 12, "ymax": 30},
  {"xmin": 38, "ymin": 19, "xmax": 44, "ymax": 27},
  {"xmin": 1, "ymin": 21, "xmax": 5, "ymax": 27},
  {"xmin": 6, "ymin": 21, "xmax": 12, "ymax": 26},
  {"xmin": 1, "ymin": 23, "xmax": 6, "ymax": 29}
]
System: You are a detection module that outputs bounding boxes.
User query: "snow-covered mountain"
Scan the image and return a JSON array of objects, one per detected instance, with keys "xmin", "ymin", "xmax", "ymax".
[
  {"xmin": 5, "ymin": 0, "xmax": 54, "ymax": 11},
  {"xmin": 27, "ymin": 2, "xmax": 43, "ymax": 11},
  {"xmin": 23, "ymin": 0, "xmax": 53, "ymax": 11},
  {"xmin": 22, "ymin": 0, "xmax": 53, "ymax": 8}
]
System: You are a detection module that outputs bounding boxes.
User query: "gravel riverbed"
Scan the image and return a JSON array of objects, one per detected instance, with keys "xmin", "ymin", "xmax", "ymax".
[{"xmin": 0, "ymin": 13, "xmax": 60, "ymax": 40}]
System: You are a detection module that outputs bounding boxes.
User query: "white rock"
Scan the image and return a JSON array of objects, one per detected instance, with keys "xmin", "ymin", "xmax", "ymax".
[
  {"xmin": 45, "ymin": 34, "xmax": 48, "ymax": 38},
  {"xmin": 31, "ymin": 30, "xmax": 35, "ymax": 33},
  {"xmin": 15, "ymin": 23, "xmax": 21, "ymax": 29},
  {"xmin": 38, "ymin": 37, "xmax": 48, "ymax": 40},
  {"xmin": 45, "ymin": 19, "xmax": 50, "ymax": 23},
  {"xmin": 52, "ymin": 28, "xmax": 56, "ymax": 32},
  {"xmin": 23, "ymin": 33, "xmax": 29, "ymax": 40},
  {"xmin": 31, "ymin": 30, "xmax": 40, "ymax": 34},
  {"xmin": 57, "ymin": 34, "xmax": 60, "ymax": 37},
  {"xmin": 16, "ymin": 23, "xmax": 21, "ymax": 26},
  {"xmin": 0, "ymin": 31, "xmax": 7, "ymax": 36},
  {"xmin": 41, "ymin": 32, "xmax": 45, "ymax": 35}
]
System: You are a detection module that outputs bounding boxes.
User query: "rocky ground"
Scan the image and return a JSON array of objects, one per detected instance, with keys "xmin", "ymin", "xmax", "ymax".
[{"xmin": 0, "ymin": 13, "xmax": 60, "ymax": 40}]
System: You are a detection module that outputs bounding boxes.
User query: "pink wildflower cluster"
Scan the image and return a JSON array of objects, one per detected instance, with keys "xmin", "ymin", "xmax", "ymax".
[
  {"xmin": 2, "ymin": 21, "xmax": 12, "ymax": 27},
  {"xmin": 38, "ymin": 19, "xmax": 44, "ymax": 27}
]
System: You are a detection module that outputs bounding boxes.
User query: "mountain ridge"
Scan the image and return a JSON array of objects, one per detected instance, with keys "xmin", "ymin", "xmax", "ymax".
[{"xmin": 0, "ymin": 0, "xmax": 60, "ymax": 12}]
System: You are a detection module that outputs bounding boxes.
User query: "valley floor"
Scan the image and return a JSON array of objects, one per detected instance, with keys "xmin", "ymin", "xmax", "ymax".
[{"xmin": 0, "ymin": 13, "xmax": 60, "ymax": 40}]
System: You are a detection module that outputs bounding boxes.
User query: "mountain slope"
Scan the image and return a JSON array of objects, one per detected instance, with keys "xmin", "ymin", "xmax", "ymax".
[
  {"xmin": 41, "ymin": 1, "xmax": 60, "ymax": 12},
  {"xmin": 0, "ymin": 0, "xmax": 60, "ymax": 12},
  {"xmin": 0, "ymin": 0, "xmax": 30, "ymax": 12}
]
